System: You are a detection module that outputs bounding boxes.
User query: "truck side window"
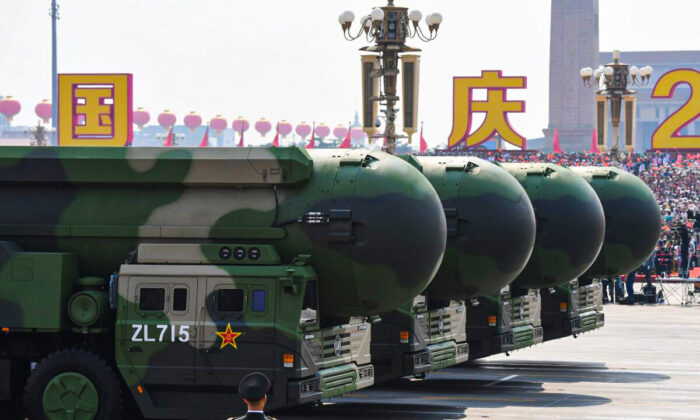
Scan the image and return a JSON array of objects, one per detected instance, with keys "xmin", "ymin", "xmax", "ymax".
[
  {"xmin": 300, "ymin": 281, "xmax": 317, "ymax": 326},
  {"xmin": 173, "ymin": 288, "xmax": 188, "ymax": 312},
  {"xmin": 302, "ymin": 281, "xmax": 317, "ymax": 310},
  {"xmin": 140, "ymin": 288, "xmax": 165, "ymax": 311},
  {"xmin": 218, "ymin": 289, "xmax": 244, "ymax": 312},
  {"xmin": 252, "ymin": 289, "xmax": 266, "ymax": 312}
]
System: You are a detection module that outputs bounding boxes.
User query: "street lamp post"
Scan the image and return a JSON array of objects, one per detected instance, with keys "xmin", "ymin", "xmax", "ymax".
[
  {"xmin": 580, "ymin": 50, "xmax": 652, "ymax": 159},
  {"xmin": 50, "ymin": 0, "xmax": 59, "ymax": 146},
  {"xmin": 338, "ymin": 1, "xmax": 441, "ymax": 155}
]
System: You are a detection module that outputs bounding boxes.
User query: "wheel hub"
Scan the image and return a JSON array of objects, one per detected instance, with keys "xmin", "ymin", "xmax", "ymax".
[{"xmin": 42, "ymin": 372, "xmax": 99, "ymax": 420}]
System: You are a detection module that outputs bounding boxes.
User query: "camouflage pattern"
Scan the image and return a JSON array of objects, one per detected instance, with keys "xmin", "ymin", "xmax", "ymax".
[
  {"xmin": 0, "ymin": 146, "xmax": 446, "ymax": 317},
  {"xmin": 542, "ymin": 167, "xmax": 659, "ymax": 343},
  {"xmin": 372, "ymin": 155, "xmax": 533, "ymax": 382},
  {"xmin": 501, "ymin": 163, "xmax": 606, "ymax": 290},
  {"xmin": 0, "ymin": 146, "xmax": 447, "ymax": 417},
  {"xmin": 405, "ymin": 156, "xmax": 537, "ymax": 300},
  {"xmin": 571, "ymin": 166, "xmax": 661, "ymax": 278}
]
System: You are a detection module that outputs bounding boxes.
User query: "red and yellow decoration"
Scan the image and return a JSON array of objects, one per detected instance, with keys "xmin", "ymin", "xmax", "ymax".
[
  {"xmin": 58, "ymin": 73, "xmax": 133, "ymax": 146},
  {"xmin": 651, "ymin": 68, "xmax": 700, "ymax": 149},
  {"xmin": 216, "ymin": 323, "xmax": 242, "ymax": 350},
  {"xmin": 448, "ymin": 70, "xmax": 527, "ymax": 149}
]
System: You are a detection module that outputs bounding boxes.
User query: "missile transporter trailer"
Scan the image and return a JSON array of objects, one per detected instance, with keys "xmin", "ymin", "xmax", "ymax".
[
  {"xmin": 540, "ymin": 166, "xmax": 661, "ymax": 342},
  {"xmin": 468, "ymin": 162, "xmax": 606, "ymax": 359},
  {"xmin": 0, "ymin": 147, "xmax": 447, "ymax": 419},
  {"xmin": 371, "ymin": 155, "xmax": 538, "ymax": 372}
]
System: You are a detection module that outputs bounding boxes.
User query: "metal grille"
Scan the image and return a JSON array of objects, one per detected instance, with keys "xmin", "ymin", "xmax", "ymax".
[{"xmin": 358, "ymin": 365, "xmax": 374, "ymax": 380}]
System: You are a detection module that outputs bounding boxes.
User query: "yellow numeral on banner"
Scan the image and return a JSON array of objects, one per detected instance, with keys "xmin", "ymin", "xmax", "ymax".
[{"xmin": 651, "ymin": 69, "xmax": 700, "ymax": 149}]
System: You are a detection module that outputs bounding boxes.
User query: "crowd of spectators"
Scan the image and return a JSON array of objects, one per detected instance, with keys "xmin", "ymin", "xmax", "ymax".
[{"xmin": 428, "ymin": 148, "xmax": 700, "ymax": 277}]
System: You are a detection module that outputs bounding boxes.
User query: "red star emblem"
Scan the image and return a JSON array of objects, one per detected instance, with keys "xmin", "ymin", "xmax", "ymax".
[{"xmin": 215, "ymin": 323, "xmax": 242, "ymax": 350}]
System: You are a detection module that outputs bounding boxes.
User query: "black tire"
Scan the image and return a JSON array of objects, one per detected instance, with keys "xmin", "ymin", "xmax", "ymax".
[{"xmin": 24, "ymin": 349, "xmax": 123, "ymax": 420}]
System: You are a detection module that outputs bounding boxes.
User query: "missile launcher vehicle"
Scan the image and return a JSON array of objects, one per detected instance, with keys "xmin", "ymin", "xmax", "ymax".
[
  {"xmin": 539, "ymin": 166, "xmax": 662, "ymax": 342},
  {"xmin": 0, "ymin": 147, "xmax": 447, "ymax": 419},
  {"xmin": 371, "ymin": 156, "xmax": 535, "ymax": 381},
  {"xmin": 467, "ymin": 162, "xmax": 606, "ymax": 359}
]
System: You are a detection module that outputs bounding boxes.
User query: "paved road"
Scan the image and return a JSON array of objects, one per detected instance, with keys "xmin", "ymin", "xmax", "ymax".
[
  {"xmin": 279, "ymin": 304, "xmax": 700, "ymax": 419},
  {"xmin": 3, "ymin": 304, "xmax": 698, "ymax": 419}
]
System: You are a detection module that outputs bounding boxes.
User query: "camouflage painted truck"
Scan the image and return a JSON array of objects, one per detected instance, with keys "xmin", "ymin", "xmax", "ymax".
[
  {"xmin": 464, "ymin": 162, "xmax": 606, "ymax": 360},
  {"xmin": 0, "ymin": 146, "xmax": 447, "ymax": 419},
  {"xmin": 371, "ymin": 156, "xmax": 536, "ymax": 382},
  {"xmin": 536, "ymin": 166, "xmax": 661, "ymax": 342}
]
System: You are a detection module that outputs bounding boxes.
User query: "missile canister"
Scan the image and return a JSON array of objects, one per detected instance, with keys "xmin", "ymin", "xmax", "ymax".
[
  {"xmin": 0, "ymin": 147, "xmax": 446, "ymax": 317},
  {"xmin": 501, "ymin": 163, "xmax": 605, "ymax": 289},
  {"xmin": 405, "ymin": 156, "xmax": 536, "ymax": 299},
  {"xmin": 571, "ymin": 166, "xmax": 661, "ymax": 277}
]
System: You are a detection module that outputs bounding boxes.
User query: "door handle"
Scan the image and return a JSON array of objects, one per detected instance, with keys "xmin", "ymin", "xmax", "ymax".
[{"xmin": 128, "ymin": 346, "xmax": 143, "ymax": 353}]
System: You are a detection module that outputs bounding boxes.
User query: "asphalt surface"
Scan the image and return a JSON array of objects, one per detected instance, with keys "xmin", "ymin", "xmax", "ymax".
[
  {"xmin": 3, "ymin": 303, "xmax": 698, "ymax": 419},
  {"xmin": 279, "ymin": 303, "xmax": 700, "ymax": 419}
]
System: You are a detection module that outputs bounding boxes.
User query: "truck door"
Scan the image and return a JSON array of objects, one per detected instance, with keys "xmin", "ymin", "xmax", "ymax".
[
  {"xmin": 122, "ymin": 276, "xmax": 199, "ymax": 386},
  {"xmin": 196, "ymin": 276, "xmax": 276, "ymax": 387}
]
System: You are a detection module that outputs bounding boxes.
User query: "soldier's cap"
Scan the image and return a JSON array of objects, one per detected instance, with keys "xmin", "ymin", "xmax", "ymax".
[{"xmin": 239, "ymin": 372, "xmax": 270, "ymax": 401}]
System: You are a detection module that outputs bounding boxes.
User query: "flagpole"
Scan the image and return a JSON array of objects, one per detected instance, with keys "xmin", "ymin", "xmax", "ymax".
[{"xmin": 50, "ymin": 0, "xmax": 59, "ymax": 146}]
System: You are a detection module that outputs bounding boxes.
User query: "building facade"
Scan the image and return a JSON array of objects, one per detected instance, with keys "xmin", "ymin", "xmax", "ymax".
[
  {"xmin": 599, "ymin": 50, "xmax": 700, "ymax": 151},
  {"xmin": 544, "ymin": 0, "xmax": 600, "ymax": 152}
]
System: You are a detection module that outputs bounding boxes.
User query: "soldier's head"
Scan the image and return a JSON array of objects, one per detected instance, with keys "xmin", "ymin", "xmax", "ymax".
[{"xmin": 239, "ymin": 372, "xmax": 270, "ymax": 411}]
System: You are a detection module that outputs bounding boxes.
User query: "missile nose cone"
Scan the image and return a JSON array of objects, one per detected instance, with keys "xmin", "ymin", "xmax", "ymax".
[
  {"xmin": 349, "ymin": 152, "xmax": 447, "ymax": 312},
  {"xmin": 304, "ymin": 149, "xmax": 446, "ymax": 317},
  {"xmin": 572, "ymin": 167, "xmax": 661, "ymax": 277},
  {"xmin": 504, "ymin": 163, "xmax": 606, "ymax": 289},
  {"xmin": 416, "ymin": 157, "xmax": 536, "ymax": 299}
]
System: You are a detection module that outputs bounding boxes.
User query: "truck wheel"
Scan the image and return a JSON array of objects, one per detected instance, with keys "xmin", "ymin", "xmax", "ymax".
[{"xmin": 24, "ymin": 349, "xmax": 123, "ymax": 420}]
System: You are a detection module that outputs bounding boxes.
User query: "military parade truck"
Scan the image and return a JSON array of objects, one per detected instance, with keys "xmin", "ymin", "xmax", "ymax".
[
  {"xmin": 371, "ymin": 156, "xmax": 536, "ymax": 378},
  {"xmin": 0, "ymin": 146, "xmax": 447, "ymax": 419},
  {"xmin": 467, "ymin": 163, "xmax": 606, "ymax": 359},
  {"xmin": 371, "ymin": 294, "xmax": 467, "ymax": 383},
  {"xmin": 539, "ymin": 166, "xmax": 662, "ymax": 342}
]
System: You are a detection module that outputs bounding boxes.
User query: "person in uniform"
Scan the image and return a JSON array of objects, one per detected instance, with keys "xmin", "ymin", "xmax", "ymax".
[{"xmin": 230, "ymin": 372, "xmax": 277, "ymax": 420}]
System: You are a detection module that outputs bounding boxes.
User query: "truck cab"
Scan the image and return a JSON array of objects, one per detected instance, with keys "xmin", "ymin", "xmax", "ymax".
[
  {"xmin": 371, "ymin": 295, "xmax": 468, "ymax": 383},
  {"xmin": 115, "ymin": 243, "xmax": 374, "ymax": 418},
  {"xmin": 540, "ymin": 279, "xmax": 605, "ymax": 342},
  {"xmin": 466, "ymin": 287, "xmax": 543, "ymax": 360}
]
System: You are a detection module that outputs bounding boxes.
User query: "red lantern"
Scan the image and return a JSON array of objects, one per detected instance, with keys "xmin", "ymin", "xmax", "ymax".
[
  {"xmin": 232, "ymin": 117, "xmax": 250, "ymax": 134},
  {"xmin": 133, "ymin": 107, "xmax": 150, "ymax": 129},
  {"xmin": 158, "ymin": 110, "xmax": 177, "ymax": 131},
  {"xmin": 34, "ymin": 99, "xmax": 52, "ymax": 124},
  {"xmin": 296, "ymin": 122, "xmax": 312, "ymax": 139},
  {"xmin": 255, "ymin": 118, "xmax": 272, "ymax": 137},
  {"xmin": 209, "ymin": 115, "xmax": 228, "ymax": 136},
  {"xmin": 278, "ymin": 120, "xmax": 293, "ymax": 138},
  {"xmin": 333, "ymin": 125, "xmax": 349, "ymax": 140},
  {"xmin": 184, "ymin": 111, "xmax": 202, "ymax": 132},
  {"xmin": 0, "ymin": 96, "xmax": 21, "ymax": 122},
  {"xmin": 315, "ymin": 123, "xmax": 330, "ymax": 140},
  {"xmin": 350, "ymin": 127, "xmax": 365, "ymax": 141}
]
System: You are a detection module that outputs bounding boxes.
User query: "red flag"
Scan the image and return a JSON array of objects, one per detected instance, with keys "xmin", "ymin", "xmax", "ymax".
[
  {"xmin": 590, "ymin": 129, "xmax": 599, "ymax": 153},
  {"xmin": 271, "ymin": 127, "xmax": 279, "ymax": 147},
  {"xmin": 419, "ymin": 128, "xmax": 428, "ymax": 154},
  {"xmin": 339, "ymin": 127, "xmax": 351, "ymax": 149},
  {"xmin": 552, "ymin": 127, "xmax": 563, "ymax": 153},
  {"xmin": 163, "ymin": 128, "xmax": 173, "ymax": 147},
  {"xmin": 306, "ymin": 124, "xmax": 316, "ymax": 149},
  {"xmin": 198, "ymin": 127, "xmax": 209, "ymax": 147}
]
